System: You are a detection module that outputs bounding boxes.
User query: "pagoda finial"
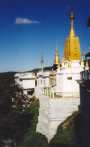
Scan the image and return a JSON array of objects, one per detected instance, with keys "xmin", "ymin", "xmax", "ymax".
[
  {"xmin": 69, "ymin": 10, "xmax": 75, "ymax": 37},
  {"xmin": 41, "ymin": 55, "xmax": 44, "ymax": 72},
  {"xmin": 63, "ymin": 11, "xmax": 81, "ymax": 61},
  {"xmin": 69, "ymin": 10, "xmax": 75, "ymax": 21}
]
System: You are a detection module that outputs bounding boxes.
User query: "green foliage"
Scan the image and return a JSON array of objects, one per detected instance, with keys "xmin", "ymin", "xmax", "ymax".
[
  {"xmin": 0, "ymin": 72, "xmax": 15, "ymax": 113},
  {"xmin": 20, "ymin": 99, "xmax": 48, "ymax": 147},
  {"xmin": 0, "ymin": 72, "xmax": 40, "ymax": 146},
  {"xmin": 25, "ymin": 99, "xmax": 39, "ymax": 135},
  {"xmin": 21, "ymin": 133, "xmax": 48, "ymax": 147}
]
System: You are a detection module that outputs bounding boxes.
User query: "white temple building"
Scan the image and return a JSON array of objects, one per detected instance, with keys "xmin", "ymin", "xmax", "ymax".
[
  {"xmin": 36, "ymin": 11, "xmax": 85, "ymax": 141},
  {"xmin": 14, "ymin": 11, "xmax": 86, "ymax": 141},
  {"xmin": 56, "ymin": 61, "xmax": 83, "ymax": 97},
  {"xmin": 15, "ymin": 72, "xmax": 36, "ymax": 96},
  {"xmin": 14, "ymin": 11, "xmax": 85, "ymax": 99}
]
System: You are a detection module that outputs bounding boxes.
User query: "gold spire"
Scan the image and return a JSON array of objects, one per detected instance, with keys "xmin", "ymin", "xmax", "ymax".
[
  {"xmin": 64, "ymin": 11, "xmax": 81, "ymax": 61},
  {"xmin": 54, "ymin": 48, "xmax": 60, "ymax": 65},
  {"xmin": 69, "ymin": 11, "xmax": 75, "ymax": 37}
]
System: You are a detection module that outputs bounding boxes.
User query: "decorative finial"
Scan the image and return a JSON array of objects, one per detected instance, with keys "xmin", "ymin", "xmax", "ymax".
[
  {"xmin": 69, "ymin": 9, "xmax": 75, "ymax": 37},
  {"xmin": 69, "ymin": 10, "xmax": 75, "ymax": 20},
  {"xmin": 54, "ymin": 48, "xmax": 60, "ymax": 65}
]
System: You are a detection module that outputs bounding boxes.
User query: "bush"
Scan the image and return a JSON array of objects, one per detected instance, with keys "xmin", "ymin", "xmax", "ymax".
[{"xmin": 20, "ymin": 99, "xmax": 49, "ymax": 147}]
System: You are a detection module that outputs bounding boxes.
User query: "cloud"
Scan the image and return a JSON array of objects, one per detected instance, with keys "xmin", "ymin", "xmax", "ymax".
[{"xmin": 15, "ymin": 18, "xmax": 40, "ymax": 24}]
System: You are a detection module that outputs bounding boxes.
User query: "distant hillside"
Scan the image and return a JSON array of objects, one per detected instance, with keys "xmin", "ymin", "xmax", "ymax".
[
  {"xmin": 0, "ymin": 71, "xmax": 16, "ymax": 78},
  {"xmin": 0, "ymin": 66, "xmax": 53, "ymax": 75},
  {"xmin": 27, "ymin": 66, "xmax": 53, "ymax": 73}
]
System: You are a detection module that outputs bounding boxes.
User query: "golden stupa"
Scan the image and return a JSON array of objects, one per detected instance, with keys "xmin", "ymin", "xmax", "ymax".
[{"xmin": 64, "ymin": 11, "xmax": 80, "ymax": 61}]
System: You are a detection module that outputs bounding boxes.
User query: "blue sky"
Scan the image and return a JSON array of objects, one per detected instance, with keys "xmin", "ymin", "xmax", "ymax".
[{"xmin": 0, "ymin": 0, "xmax": 90, "ymax": 72}]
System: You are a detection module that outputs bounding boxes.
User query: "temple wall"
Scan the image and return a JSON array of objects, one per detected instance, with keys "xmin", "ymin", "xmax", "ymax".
[
  {"xmin": 56, "ymin": 62, "xmax": 83, "ymax": 97},
  {"xmin": 36, "ymin": 94, "xmax": 80, "ymax": 142}
]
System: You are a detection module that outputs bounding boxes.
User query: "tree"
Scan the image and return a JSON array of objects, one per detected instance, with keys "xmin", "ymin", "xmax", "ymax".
[{"xmin": 0, "ymin": 72, "xmax": 34, "ymax": 146}]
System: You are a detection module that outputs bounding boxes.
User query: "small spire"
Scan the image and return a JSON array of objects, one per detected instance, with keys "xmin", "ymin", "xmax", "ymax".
[
  {"xmin": 69, "ymin": 10, "xmax": 75, "ymax": 37},
  {"xmin": 41, "ymin": 55, "xmax": 44, "ymax": 72},
  {"xmin": 54, "ymin": 48, "xmax": 60, "ymax": 65}
]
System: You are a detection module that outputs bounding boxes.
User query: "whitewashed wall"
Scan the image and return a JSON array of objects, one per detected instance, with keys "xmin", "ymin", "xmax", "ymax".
[
  {"xmin": 22, "ymin": 79, "xmax": 35, "ymax": 89},
  {"xmin": 15, "ymin": 72, "xmax": 36, "ymax": 90},
  {"xmin": 36, "ymin": 95, "xmax": 80, "ymax": 142},
  {"xmin": 56, "ymin": 61, "xmax": 83, "ymax": 97}
]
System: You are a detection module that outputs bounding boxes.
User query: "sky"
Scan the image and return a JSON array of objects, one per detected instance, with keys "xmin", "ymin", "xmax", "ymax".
[{"xmin": 0, "ymin": 0, "xmax": 90, "ymax": 72}]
